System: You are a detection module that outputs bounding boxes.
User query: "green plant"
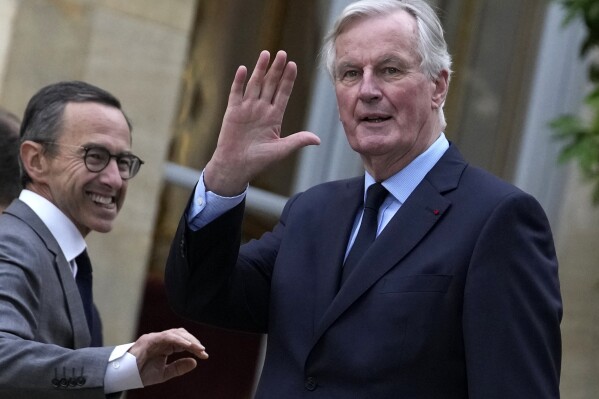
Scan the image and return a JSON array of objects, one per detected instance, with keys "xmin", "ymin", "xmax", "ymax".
[{"xmin": 551, "ymin": 0, "xmax": 599, "ymax": 204}]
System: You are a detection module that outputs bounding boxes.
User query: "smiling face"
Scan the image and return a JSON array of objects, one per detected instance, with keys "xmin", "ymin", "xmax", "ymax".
[
  {"xmin": 38, "ymin": 102, "xmax": 132, "ymax": 236},
  {"xmin": 334, "ymin": 10, "xmax": 448, "ymax": 180}
]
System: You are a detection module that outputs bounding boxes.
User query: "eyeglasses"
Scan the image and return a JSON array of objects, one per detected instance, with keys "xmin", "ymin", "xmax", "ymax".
[
  {"xmin": 81, "ymin": 146, "xmax": 144, "ymax": 179},
  {"xmin": 42, "ymin": 142, "xmax": 144, "ymax": 180}
]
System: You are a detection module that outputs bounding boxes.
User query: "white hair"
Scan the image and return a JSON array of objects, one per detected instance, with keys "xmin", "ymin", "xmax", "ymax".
[{"xmin": 321, "ymin": 0, "xmax": 453, "ymax": 126}]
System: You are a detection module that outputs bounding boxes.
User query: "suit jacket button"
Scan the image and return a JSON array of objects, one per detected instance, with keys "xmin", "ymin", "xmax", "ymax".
[{"xmin": 304, "ymin": 376, "xmax": 317, "ymax": 391}]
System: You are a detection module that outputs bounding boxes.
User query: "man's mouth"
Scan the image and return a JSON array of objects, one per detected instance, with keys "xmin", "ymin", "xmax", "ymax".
[
  {"xmin": 87, "ymin": 192, "xmax": 115, "ymax": 207},
  {"xmin": 361, "ymin": 116, "xmax": 391, "ymax": 123}
]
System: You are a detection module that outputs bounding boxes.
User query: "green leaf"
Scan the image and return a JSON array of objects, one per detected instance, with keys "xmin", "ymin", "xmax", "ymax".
[{"xmin": 551, "ymin": 0, "xmax": 599, "ymax": 206}]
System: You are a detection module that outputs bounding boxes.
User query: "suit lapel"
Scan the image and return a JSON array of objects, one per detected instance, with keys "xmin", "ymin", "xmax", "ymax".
[
  {"xmin": 7, "ymin": 201, "xmax": 91, "ymax": 348},
  {"xmin": 311, "ymin": 145, "xmax": 466, "ymax": 346},
  {"xmin": 312, "ymin": 178, "xmax": 363, "ymax": 329}
]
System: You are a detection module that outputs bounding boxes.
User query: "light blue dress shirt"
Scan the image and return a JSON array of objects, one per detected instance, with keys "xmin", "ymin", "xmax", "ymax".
[
  {"xmin": 187, "ymin": 134, "xmax": 450, "ymax": 246},
  {"xmin": 345, "ymin": 133, "xmax": 449, "ymax": 258}
]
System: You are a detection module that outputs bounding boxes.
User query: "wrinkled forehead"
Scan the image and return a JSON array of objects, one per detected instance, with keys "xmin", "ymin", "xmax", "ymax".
[{"xmin": 334, "ymin": 10, "xmax": 421, "ymax": 62}]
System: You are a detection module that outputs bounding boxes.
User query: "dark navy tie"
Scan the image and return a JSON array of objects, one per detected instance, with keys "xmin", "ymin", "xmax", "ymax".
[
  {"xmin": 75, "ymin": 250, "xmax": 103, "ymax": 346},
  {"xmin": 341, "ymin": 183, "xmax": 388, "ymax": 284}
]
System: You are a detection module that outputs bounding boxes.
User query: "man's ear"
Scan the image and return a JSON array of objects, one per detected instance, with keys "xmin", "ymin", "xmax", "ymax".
[
  {"xmin": 20, "ymin": 140, "xmax": 49, "ymax": 183},
  {"xmin": 431, "ymin": 69, "xmax": 449, "ymax": 109}
]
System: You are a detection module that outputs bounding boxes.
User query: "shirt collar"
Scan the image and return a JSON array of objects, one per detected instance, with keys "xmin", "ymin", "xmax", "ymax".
[
  {"xmin": 365, "ymin": 133, "xmax": 449, "ymax": 204},
  {"xmin": 19, "ymin": 190, "xmax": 86, "ymax": 263}
]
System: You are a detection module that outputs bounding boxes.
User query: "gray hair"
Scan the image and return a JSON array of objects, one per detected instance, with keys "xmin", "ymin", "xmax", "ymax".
[
  {"xmin": 321, "ymin": 0, "xmax": 452, "ymax": 127},
  {"xmin": 322, "ymin": 0, "xmax": 452, "ymax": 81}
]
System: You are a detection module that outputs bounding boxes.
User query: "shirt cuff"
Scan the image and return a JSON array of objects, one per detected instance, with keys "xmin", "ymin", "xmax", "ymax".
[
  {"xmin": 104, "ymin": 343, "xmax": 144, "ymax": 394},
  {"xmin": 186, "ymin": 170, "xmax": 246, "ymax": 231}
]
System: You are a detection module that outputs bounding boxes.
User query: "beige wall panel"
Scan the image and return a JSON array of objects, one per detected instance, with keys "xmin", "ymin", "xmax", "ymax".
[
  {"xmin": 99, "ymin": 0, "xmax": 196, "ymax": 31},
  {"xmin": 83, "ymin": 5, "xmax": 195, "ymax": 344},
  {"xmin": 0, "ymin": 0, "xmax": 18, "ymax": 95},
  {"xmin": 0, "ymin": 0, "xmax": 91, "ymax": 113}
]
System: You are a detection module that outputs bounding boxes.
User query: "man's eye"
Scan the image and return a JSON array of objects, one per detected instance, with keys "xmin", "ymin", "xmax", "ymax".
[
  {"xmin": 384, "ymin": 67, "xmax": 400, "ymax": 74},
  {"xmin": 341, "ymin": 70, "xmax": 360, "ymax": 80},
  {"xmin": 87, "ymin": 150, "xmax": 106, "ymax": 160},
  {"xmin": 118, "ymin": 157, "xmax": 133, "ymax": 167}
]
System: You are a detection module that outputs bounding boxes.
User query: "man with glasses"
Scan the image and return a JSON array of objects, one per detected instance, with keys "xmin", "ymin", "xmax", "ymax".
[{"xmin": 0, "ymin": 81, "xmax": 208, "ymax": 398}]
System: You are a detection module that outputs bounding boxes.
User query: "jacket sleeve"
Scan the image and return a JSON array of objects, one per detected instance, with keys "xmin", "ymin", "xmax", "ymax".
[
  {"xmin": 165, "ymin": 197, "xmax": 246, "ymax": 319},
  {"xmin": 165, "ymin": 193, "xmax": 302, "ymax": 334},
  {"xmin": 463, "ymin": 191, "xmax": 562, "ymax": 398}
]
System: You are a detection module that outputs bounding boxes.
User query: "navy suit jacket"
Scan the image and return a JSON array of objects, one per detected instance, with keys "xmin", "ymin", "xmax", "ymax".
[{"xmin": 166, "ymin": 145, "xmax": 562, "ymax": 398}]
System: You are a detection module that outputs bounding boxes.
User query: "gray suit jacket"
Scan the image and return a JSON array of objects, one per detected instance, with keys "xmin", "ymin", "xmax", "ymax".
[{"xmin": 0, "ymin": 200, "xmax": 114, "ymax": 398}]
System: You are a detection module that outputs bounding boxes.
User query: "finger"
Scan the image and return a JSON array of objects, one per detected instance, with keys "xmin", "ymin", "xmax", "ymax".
[
  {"xmin": 176, "ymin": 344, "xmax": 208, "ymax": 359},
  {"xmin": 272, "ymin": 60, "xmax": 298, "ymax": 111},
  {"xmin": 167, "ymin": 328, "xmax": 209, "ymax": 358},
  {"xmin": 162, "ymin": 358, "xmax": 198, "ymax": 382},
  {"xmin": 261, "ymin": 50, "xmax": 288, "ymax": 103},
  {"xmin": 228, "ymin": 65, "xmax": 248, "ymax": 107},
  {"xmin": 171, "ymin": 328, "xmax": 206, "ymax": 350},
  {"xmin": 244, "ymin": 50, "xmax": 271, "ymax": 99}
]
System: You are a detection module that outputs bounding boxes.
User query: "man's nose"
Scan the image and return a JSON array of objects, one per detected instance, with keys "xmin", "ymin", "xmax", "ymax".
[
  {"xmin": 358, "ymin": 71, "xmax": 382, "ymax": 103},
  {"xmin": 99, "ymin": 158, "xmax": 124, "ymax": 186}
]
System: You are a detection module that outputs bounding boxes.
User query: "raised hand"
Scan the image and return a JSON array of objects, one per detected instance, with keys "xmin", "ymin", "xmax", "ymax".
[
  {"xmin": 204, "ymin": 50, "xmax": 320, "ymax": 196},
  {"xmin": 128, "ymin": 328, "xmax": 209, "ymax": 387}
]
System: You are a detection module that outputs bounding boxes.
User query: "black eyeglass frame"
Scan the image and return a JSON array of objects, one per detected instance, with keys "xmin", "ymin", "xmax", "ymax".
[{"xmin": 39, "ymin": 141, "xmax": 144, "ymax": 180}]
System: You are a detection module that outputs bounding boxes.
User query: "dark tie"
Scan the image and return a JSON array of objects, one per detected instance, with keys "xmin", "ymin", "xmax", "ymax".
[
  {"xmin": 341, "ymin": 182, "xmax": 389, "ymax": 284},
  {"xmin": 75, "ymin": 250, "xmax": 103, "ymax": 346}
]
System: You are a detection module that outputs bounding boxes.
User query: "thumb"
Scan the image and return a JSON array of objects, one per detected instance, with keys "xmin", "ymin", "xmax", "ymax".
[{"xmin": 278, "ymin": 131, "xmax": 320, "ymax": 156}]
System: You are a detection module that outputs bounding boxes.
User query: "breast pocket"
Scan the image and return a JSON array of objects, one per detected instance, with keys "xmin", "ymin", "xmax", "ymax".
[{"xmin": 379, "ymin": 274, "xmax": 453, "ymax": 293}]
